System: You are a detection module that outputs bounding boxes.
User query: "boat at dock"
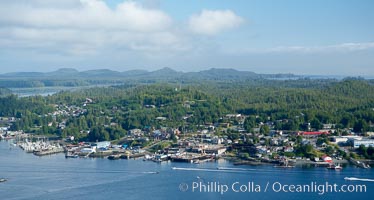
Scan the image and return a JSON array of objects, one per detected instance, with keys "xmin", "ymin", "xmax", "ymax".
[
  {"xmin": 193, "ymin": 159, "xmax": 200, "ymax": 164},
  {"xmin": 327, "ymin": 163, "xmax": 343, "ymax": 170},
  {"xmin": 143, "ymin": 154, "xmax": 153, "ymax": 161},
  {"xmin": 33, "ymin": 148, "xmax": 64, "ymax": 156},
  {"xmin": 18, "ymin": 140, "xmax": 64, "ymax": 156},
  {"xmin": 274, "ymin": 157, "xmax": 295, "ymax": 168},
  {"xmin": 274, "ymin": 164, "xmax": 295, "ymax": 168},
  {"xmin": 108, "ymin": 154, "xmax": 121, "ymax": 160},
  {"xmin": 152, "ymin": 154, "xmax": 169, "ymax": 162},
  {"xmin": 65, "ymin": 152, "xmax": 79, "ymax": 158}
]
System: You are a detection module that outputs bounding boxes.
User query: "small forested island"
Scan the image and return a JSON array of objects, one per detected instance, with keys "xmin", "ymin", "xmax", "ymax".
[{"xmin": 1, "ymin": 68, "xmax": 373, "ymax": 167}]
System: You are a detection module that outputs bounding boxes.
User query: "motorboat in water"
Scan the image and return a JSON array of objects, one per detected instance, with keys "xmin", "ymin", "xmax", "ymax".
[{"xmin": 327, "ymin": 163, "xmax": 343, "ymax": 170}]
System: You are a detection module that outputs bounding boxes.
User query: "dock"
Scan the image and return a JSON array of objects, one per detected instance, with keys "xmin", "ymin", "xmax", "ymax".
[
  {"xmin": 33, "ymin": 148, "xmax": 64, "ymax": 156},
  {"xmin": 170, "ymin": 154, "xmax": 214, "ymax": 163},
  {"xmin": 120, "ymin": 153, "xmax": 147, "ymax": 160},
  {"xmin": 350, "ymin": 158, "xmax": 371, "ymax": 169}
]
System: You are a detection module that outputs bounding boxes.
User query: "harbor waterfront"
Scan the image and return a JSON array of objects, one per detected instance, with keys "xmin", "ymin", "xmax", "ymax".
[
  {"xmin": 1, "ymin": 141, "xmax": 373, "ymax": 200},
  {"xmin": 1, "ymin": 1, "xmax": 373, "ymax": 199}
]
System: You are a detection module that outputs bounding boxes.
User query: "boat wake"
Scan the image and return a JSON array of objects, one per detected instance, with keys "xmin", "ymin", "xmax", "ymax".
[
  {"xmin": 217, "ymin": 167, "xmax": 257, "ymax": 171},
  {"xmin": 172, "ymin": 167, "xmax": 252, "ymax": 173},
  {"xmin": 142, "ymin": 171, "xmax": 159, "ymax": 174},
  {"xmin": 172, "ymin": 167, "xmax": 221, "ymax": 172},
  {"xmin": 171, "ymin": 166, "xmax": 332, "ymax": 176},
  {"xmin": 344, "ymin": 177, "xmax": 374, "ymax": 182}
]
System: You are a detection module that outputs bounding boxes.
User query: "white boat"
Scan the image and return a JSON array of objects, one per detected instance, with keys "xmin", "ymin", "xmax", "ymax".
[
  {"xmin": 327, "ymin": 163, "xmax": 342, "ymax": 170},
  {"xmin": 335, "ymin": 164, "xmax": 343, "ymax": 170},
  {"xmin": 274, "ymin": 164, "xmax": 295, "ymax": 168},
  {"xmin": 65, "ymin": 150, "xmax": 78, "ymax": 158}
]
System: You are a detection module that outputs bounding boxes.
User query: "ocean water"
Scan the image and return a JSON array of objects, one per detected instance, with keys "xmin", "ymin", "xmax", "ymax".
[{"xmin": 0, "ymin": 141, "xmax": 372, "ymax": 200}]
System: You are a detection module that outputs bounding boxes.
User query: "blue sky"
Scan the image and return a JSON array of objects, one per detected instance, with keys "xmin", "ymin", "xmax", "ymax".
[{"xmin": 0, "ymin": 0, "xmax": 373, "ymax": 75}]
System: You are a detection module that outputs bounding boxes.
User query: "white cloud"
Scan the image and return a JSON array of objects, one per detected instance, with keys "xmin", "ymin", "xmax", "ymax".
[
  {"xmin": 224, "ymin": 42, "xmax": 374, "ymax": 55},
  {"xmin": 0, "ymin": 0, "xmax": 183, "ymax": 56},
  {"xmin": 188, "ymin": 9, "xmax": 244, "ymax": 35},
  {"xmin": 0, "ymin": 1, "xmax": 246, "ymax": 59},
  {"xmin": 0, "ymin": 0, "xmax": 81, "ymax": 8},
  {"xmin": 267, "ymin": 42, "xmax": 374, "ymax": 53},
  {"xmin": 0, "ymin": 0, "xmax": 172, "ymax": 31}
]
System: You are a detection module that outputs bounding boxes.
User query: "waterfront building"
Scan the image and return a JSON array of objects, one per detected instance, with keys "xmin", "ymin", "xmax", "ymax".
[
  {"xmin": 93, "ymin": 141, "xmax": 111, "ymax": 150},
  {"xmin": 330, "ymin": 136, "xmax": 349, "ymax": 145},
  {"xmin": 353, "ymin": 139, "xmax": 374, "ymax": 148},
  {"xmin": 81, "ymin": 148, "xmax": 96, "ymax": 153},
  {"xmin": 205, "ymin": 147, "xmax": 227, "ymax": 155}
]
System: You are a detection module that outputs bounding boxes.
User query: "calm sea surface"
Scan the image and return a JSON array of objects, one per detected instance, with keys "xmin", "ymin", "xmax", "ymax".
[{"xmin": 0, "ymin": 141, "xmax": 373, "ymax": 200}]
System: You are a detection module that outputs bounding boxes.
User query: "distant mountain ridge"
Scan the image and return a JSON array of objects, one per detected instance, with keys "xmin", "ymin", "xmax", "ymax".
[
  {"xmin": 0, "ymin": 67, "xmax": 302, "ymax": 88},
  {"xmin": 0, "ymin": 67, "xmax": 297, "ymax": 80}
]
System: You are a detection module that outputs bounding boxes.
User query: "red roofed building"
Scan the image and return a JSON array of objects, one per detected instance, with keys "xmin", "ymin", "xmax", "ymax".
[
  {"xmin": 322, "ymin": 155, "xmax": 333, "ymax": 163},
  {"xmin": 298, "ymin": 131, "xmax": 330, "ymax": 136}
]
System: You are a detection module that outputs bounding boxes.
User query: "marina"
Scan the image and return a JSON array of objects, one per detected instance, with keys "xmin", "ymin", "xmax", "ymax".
[
  {"xmin": 1, "ymin": 135, "xmax": 369, "ymax": 169},
  {"xmin": 0, "ymin": 0, "xmax": 373, "ymax": 199},
  {"xmin": 17, "ymin": 140, "xmax": 64, "ymax": 156},
  {"xmin": 1, "ymin": 140, "xmax": 374, "ymax": 200}
]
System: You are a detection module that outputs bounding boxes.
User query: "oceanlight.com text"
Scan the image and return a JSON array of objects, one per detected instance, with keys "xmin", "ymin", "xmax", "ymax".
[{"xmin": 179, "ymin": 181, "xmax": 367, "ymax": 195}]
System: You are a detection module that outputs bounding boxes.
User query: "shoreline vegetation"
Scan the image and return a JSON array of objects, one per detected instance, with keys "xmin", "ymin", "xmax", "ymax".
[
  {"xmin": 1, "ymin": 138, "xmax": 371, "ymax": 170},
  {"xmin": 0, "ymin": 68, "xmax": 374, "ymax": 170}
]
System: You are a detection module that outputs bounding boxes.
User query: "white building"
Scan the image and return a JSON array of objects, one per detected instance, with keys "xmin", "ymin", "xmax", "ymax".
[
  {"xmin": 353, "ymin": 139, "xmax": 374, "ymax": 148},
  {"xmin": 205, "ymin": 147, "xmax": 227, "ymax": 155},
  {"xmin": 129, "ymin": 129, "xmax": 143, "ymax": 137},
  {"xmin": 331, "ymin": 137, "xmax": 349, "ymax": 144},
  {"xmin": 212, "ymin": 137, "xmax": 224, "ymax": 145},
  {"xmin": 366, "ymin": 132, "xmax": 374, "ymax": 137},
  {"xmin": 81, "ymin": 147, "xmax": 96, "ymax": 153},
  {"xmin": 93, "ymin": 141, "xmax": 111, "ymax": 150}
]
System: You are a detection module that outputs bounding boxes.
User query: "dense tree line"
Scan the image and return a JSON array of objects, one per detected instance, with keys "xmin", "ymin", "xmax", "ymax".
[
  {"xmin": 0, "ymin": 87, "xmax": 11, "ymax": 96},
  {"xmin": 1, "ymin": 79, "xmax": 373, "ymax": 142},
  {"xmin": 357, "ymin": 144, "xmax": 374, "ymax": 159}
]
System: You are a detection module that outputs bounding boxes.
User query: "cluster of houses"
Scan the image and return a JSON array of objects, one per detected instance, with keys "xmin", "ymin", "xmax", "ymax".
[
  {"xmin": 52, "ymin": 104, "xmax": 87, "ymax": 118},
  {"xmin": 124, "ymin": 116, "xmax": 374, "ymax": 161},
  {"xmin": 2, "ymin": 106, "xmax": 374, "ymax": 162},
  {"xmin": 127, "ymin": 127, "xmax": 181, "ymax": 140}
]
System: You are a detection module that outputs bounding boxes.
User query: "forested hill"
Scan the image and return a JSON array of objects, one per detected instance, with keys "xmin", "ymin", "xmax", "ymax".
[
  {"xmin": 324, "ymin": 79, "xmax": 374, "ymax": 98},
  {"xmin": 0, "ymin": 77, "xmax": 373, "ymax": 140},
  {"xmin": 0, "ymin": 68, "xmax": 299, "ymax": 88}
]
